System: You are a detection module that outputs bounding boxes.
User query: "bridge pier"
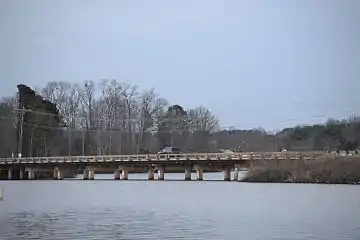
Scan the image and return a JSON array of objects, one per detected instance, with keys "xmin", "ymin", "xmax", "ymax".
[
  {"xmin": 233, "ymin": 164, "xmax": 240, "ymax": 181},
  {"xmin": 28, "ymin": 169, "xmax": 36, "ymax": 180},
  {"xmin": 114, "ymin": 169, "xmax": 121, "ymax": 180},
  {"xmin": 223, "ymin": 166, "xmax": 231, "ymax": 181},
  {"xmin": 156, "ymin": 166, "xmax": 164, "ymax": 180},
  {"xmin": 53, "ymin": 169, "xmax": 57, "ymax": 179},
  {"xmin": 57, "ymin": 170, "xmax": 63, "ymax": 180},
  {"xmin": 19, "ymin": 169, "xmax": 24, "ymax": 180},
  {"xmin": 83, "ymin": 167, "xmax": 95, "ymax": 180},
  {"xmin": 147, "ymin": 166, "xmax": 154, "ymax": 180},
  {"xmin": 8, "ymin": 169, "xmax": 12, "ymax": 180},
  {"xmin": 121, "ymin": 169, "xmax": 128, "ymax": 180},
  {"xmin": 83, "ymin": 169, "xmax": 89, "ymax": 180},
  {"xmin": 88, "ymin": 169, "xmax": 95, "ymax": 180},
  {"xmin": 54, "ymin": 167, "xmax": 64, "ymax": 180},
  {"xmin": 194, "ymin": 165, "xmax": 203, "ymax": 180},
  {"xmin": 185, "ymin": 165, "xmax": 192, "ymax": 181},
  {"xmin": 119, "ymin": 166, "xmax": 128, "ymax": 180}
]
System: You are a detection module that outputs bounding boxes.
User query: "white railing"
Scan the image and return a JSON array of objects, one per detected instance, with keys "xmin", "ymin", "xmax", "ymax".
[{"xmin": 0, "ymin": 152, "xmax": 323, "ymax": 165}]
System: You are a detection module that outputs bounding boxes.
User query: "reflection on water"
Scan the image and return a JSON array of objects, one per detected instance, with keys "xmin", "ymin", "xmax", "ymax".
[{"xmin": 1, "ymin": 173, "xmax": 360, "ymax": 240}]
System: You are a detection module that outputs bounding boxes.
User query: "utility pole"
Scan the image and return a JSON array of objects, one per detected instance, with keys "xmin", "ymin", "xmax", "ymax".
[
  {"xmin": 82, "ymin": 129, "xmax": 85, "ymax": 156},
  {"xmin": 170, "ymin": 116, "xmax": 174, "ymax": 146},
  {"xmin": 119, "ymin": 129, "xmax": 122, "ymax": 155},
  {"xmin": 109, "ymin": 129, "xmax": 112, "ymax": 155},
  {"xmin": 68, "ymin": 128, "xmax": 71, "ymax": 156},
  {"xmin": 17, "ymin": 107, "xmax": 25, "ymax": 157}
]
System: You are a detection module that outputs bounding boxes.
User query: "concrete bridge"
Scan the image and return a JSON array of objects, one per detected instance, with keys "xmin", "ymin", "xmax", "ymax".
[{"xmin": 0, "ymin": 151, "xmax": 324, "ymax": 181}]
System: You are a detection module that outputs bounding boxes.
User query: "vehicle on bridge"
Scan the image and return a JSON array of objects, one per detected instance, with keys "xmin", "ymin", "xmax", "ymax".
[{"xmin": 157, "ymin": 147, "xmax": 181, "ymax": 154}]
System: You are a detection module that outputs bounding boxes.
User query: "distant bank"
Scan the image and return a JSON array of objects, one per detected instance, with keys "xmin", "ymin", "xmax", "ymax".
[{"xmin": 241, "ymin": 155, "xmax": 360, "ymax": 184}]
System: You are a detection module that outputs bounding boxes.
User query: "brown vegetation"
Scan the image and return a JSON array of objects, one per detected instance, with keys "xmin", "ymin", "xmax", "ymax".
[{"xmin": 242, "ymin": 155, "xmax": 360, "ymax": 184}]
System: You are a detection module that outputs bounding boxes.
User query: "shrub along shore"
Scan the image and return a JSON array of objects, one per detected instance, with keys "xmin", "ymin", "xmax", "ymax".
[{"xmin": 241, "ymin": 155, "xmax": 360, "ymax": 184}]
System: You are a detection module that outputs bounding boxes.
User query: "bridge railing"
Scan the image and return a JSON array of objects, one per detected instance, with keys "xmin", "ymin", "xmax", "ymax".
[{"xmin": 0, "ymin": 151, "xmax": 325, "ymax": 164}]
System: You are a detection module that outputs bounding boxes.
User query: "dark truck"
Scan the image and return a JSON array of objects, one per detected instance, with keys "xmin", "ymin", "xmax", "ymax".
[{"xmin": 157, "ymin": 147, "xmax": 181, "ymax": 154}]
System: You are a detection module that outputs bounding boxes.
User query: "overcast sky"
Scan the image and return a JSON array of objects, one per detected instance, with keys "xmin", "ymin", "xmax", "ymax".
[{"xmin": 1, "ymin": 0, "xmax": 359, "ymax": 130}]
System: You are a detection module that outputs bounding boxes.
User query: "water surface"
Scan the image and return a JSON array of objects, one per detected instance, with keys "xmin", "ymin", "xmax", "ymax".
[{"xmin": 1, "ymin": 173, "xmax": 360, "ymax": 239}]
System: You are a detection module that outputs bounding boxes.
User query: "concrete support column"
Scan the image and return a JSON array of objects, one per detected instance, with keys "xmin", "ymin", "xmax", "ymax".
[
  {"xmin": 28, "ymin": 169, "xmax": 35, "ymax": 180},
  {"xmin": 19, "ymin": 169, "xmax": 24, "ymax": 180},
  {"xmin": 156, "ymin": 166, "xmax": 164, "ymax": 180},
  {"xmin": 185, "ymin": 165, "xmax": 192, "ymax": 181},
  {"xmin": 88, "ymin": 169, "xmax": 95, "ymax": 180},
  {"xmin": 195, "ymin": 165, "xmax": 203, "ymax": 181},
  {"xmin": 8, "ymin": 169, "xmax": 12, "ymax": 180},
  {"xmin": 121, "ymin": 169, "xmax": 128, "ymax": 180},
  {"xmin": 223, "ymin": 167, "xmax": 231, "ymax": 181},
  {"xmin": 53, "ymin": 168, "xmax": 58, "ymax": 179},
  {"xmin": 53, "ymin": 167, "xmax": 63, "ymax": 180},
  {"xmin": 114, "ymin": 169, "xmax": 121, "ymax": 180},
  {"xmin": 57, "ymin": 169, "xmax": 63, "ymax": 180},
  {"xmin": 83, "ymin": 169, "xmax": 89, "ymax": 180},
  {"xmin": 83, "ymin": 167, "xmax": 94, "ymax": 180},
  {"xmin": 118, "ymin": 166, "xmax": 128, "ymax": 180},
  {"xmin": 233, "ymin": 164, "xmax": 240, "ymax": 181},
  {"xmin": 147, "ymin": 167, "xmax": 154, "ymax": 180}
]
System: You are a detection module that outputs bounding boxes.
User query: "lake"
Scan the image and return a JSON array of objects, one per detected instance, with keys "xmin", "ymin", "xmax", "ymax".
[{"xmin": 1, "ymin": 172, "xmax": 360, "ymax": 239}]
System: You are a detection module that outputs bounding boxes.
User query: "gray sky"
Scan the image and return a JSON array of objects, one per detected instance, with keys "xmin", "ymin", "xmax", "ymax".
[{"xmin": 1, "ymin": 0, "xmax": 359, "ymax": 130}]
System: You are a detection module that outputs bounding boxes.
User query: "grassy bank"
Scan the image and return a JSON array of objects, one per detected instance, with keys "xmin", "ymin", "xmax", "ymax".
[{"xmin": 241, "ymin": 155, "xmax": 360, "ymax": 184}]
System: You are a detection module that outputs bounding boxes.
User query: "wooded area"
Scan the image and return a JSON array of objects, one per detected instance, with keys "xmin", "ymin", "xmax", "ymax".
[{"xmin": 0, "ymin": 80, "xmax": 359, "ymax": 157}]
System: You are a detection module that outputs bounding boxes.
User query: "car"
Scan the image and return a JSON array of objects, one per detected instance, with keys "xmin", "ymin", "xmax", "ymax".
[{"xmin": 157, "ymin": 147, "xmax": 181, "ymax": 154}]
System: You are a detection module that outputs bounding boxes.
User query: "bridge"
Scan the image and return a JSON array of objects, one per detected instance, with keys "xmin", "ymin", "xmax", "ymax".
[{"xmin": 0, "ymin": 151, "xmax": 324, "ymax": 181}]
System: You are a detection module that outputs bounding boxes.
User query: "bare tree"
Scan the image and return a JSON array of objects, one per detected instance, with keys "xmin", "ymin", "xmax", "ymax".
[
  {"xmin": 137, "ymin": 89, "xmax": 168, "ymax": 153},
  {"xmin": 42, "ymin": 81, "xmax": 69, "ymax": 119},
  {"xmin": 187, "ymin": 106, "xmax": 219, "ymax": 151},
  {"xmin": 118, "ymin": 83, "xmax": 139, "ymax": 154},
  {"xmin": 188, "ymin": 106, "xmax": 219, "ymax": 132},
  {"xmin": 79, "ymin": 80, "xmax": 96, "ymax": 155}
]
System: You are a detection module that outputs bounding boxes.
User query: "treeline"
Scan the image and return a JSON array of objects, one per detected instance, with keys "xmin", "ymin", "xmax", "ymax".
[
  {"xmin": 276, "ymin": 117, "xmax": 360, "ymax": 151},
  {"xmin": 0, "ymin": 80, "xmax": 359, "ymax": 157}
]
